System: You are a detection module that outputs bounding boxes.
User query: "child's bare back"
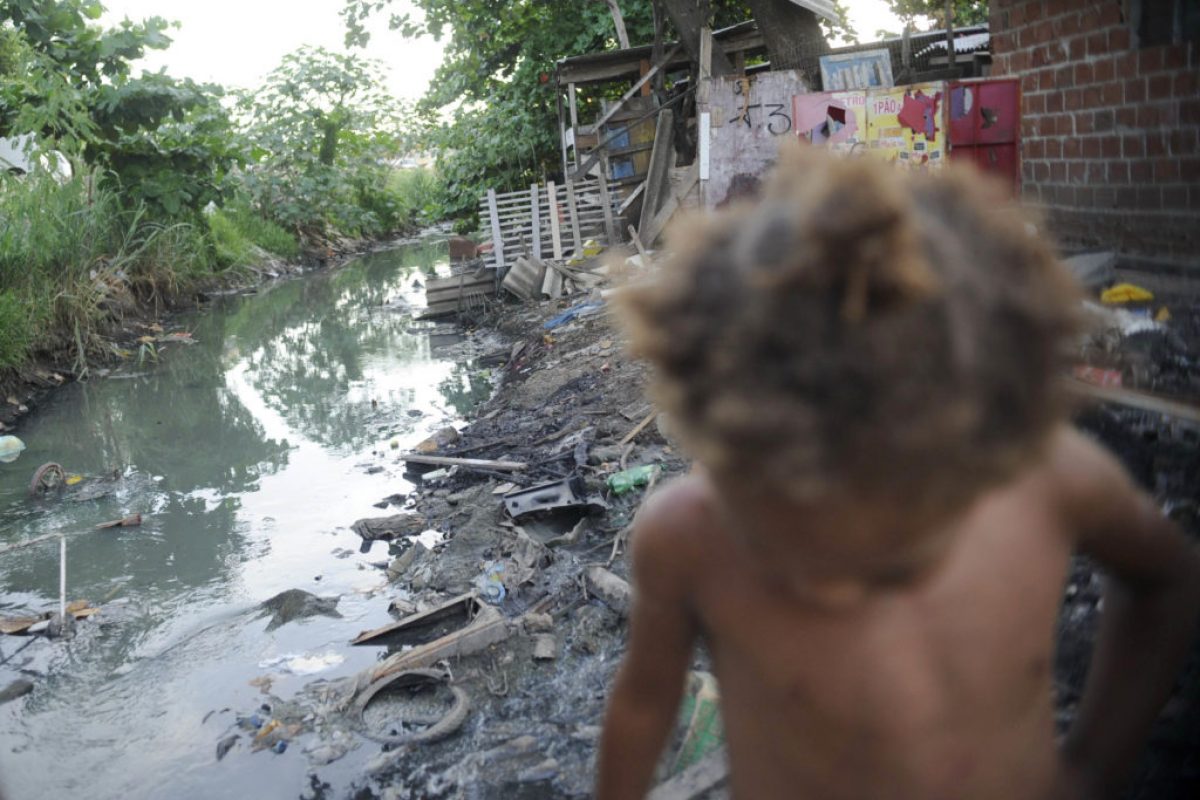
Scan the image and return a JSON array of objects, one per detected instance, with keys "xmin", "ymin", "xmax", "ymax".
[{"xmin": 597, "ymin": 149, "xmax": 1200, "ymax": 799}]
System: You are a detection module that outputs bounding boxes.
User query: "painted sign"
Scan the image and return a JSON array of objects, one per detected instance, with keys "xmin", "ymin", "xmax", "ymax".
[
  {"xmin": 863, "ymin": 83, "xmax": 945, "ymax": 168},
  {"xmin": 819, "ymin": 49, "xmax": 895, "ymax": 91}
]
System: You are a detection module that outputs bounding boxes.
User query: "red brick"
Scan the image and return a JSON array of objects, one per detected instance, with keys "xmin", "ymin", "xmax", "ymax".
[
  {"xmin": 1094, "ymin": 58, "xmax": 1115, "ymax": 83},
  {"xmin": 1108, "ymin": 25, "xmax": 1131, "ymax": 51},
  {"xmin": 1138, "ymin": 48, "xmax": 1164, "ymax": 74},
  {"xmin": 1116, "ymin": 186, "xmax": 1138, "ymax": 207},
  {"xmin": 1137, "ymin": 104, "xmax": 1162, "ymax": 128},
  {"xmin": 1116, "ymin": 106, "xmax": 1138, "ymax": 128},
  {"xmin": 1065, "ymin": 88, "xmax": 1084, "ymax": 110},
  {"xmin": 1022, "ymin": 160, "xmax": 1036, "ymax": 181},
  {"xmin": 1125, "ymin": 78, "xmax": 1145, "ymax": 103},
  {"xmin": 1154, "ymin": 159, "xmax": 1180, "ymax": 181},
  {"xmin": 1182, "ymin": 100, "xmax": 1200, "ymax": 125},
  {"xmin": 1027, "ymin": 93, "xmax": 1047, "ymax": 115},
  {"xmin": 1123, "ymin": 135, "xmax": 1144, "ymax": 158},
  {"xmin": 1069, "ymin": 160, "xmax": 1086, "ymax": 181},
  {"xmin": 1083, "ymin": 85, "xmax": 1104, "ymax": 107},
  {"xmin": 1022, "ymin": 72, "xmax": 1039, "ymax": 92},
  {"xmin": 1086, "ymin": 31, "xmax": 1107, "ymax": 56},
  {"xmin": 1146, "ymin": 132, "xmax": 1168, "ymax": 157},
  {"xmin": 1182, "ymin": 159, "xmax": 1200, "ymax": 183},
  {"xmin": 1077, "ymin": 185, "xmax": 1096, "ymax": 206},
  {"xmin": 1050, "ymin": 161, "xmax": 1067, "ymax": 181},
  {"xmin": 1069, "ymin": 36, "xmax": 1087, "ymax": 61},
  {"xmin": 1064, "ymin": 138, "xmax": 1081, "ymax": 158},
  {"xmin": 1086, "ymin": 162, "xmax": 1106, "ymax": 183},
  {"xmin": 1094, "ymin": 186, "xmax": 1117, "ymax": 208},
  {"xmin": 1169, "ymin": 129, "xmax": 1198, "ymax": 156},
  {"xmin": 1010, "ymin": 2, "xmax": 1028, "ymax": 27},
  {"xmin": 1164, "ymin": 45, "xmax": 1188, "ymax": 70},
  {"xmin": 1101, "ymin": 135, "xmax": 1121, "ymax": 158},
  {"xmin": 1108, "ymin": 161, "xmax": 1129, "ymax": 183},
  {"xmin": 1059, "ymin": 114, "xmax": 1076, "ymax": 135},
  {"xmin": 1115, "ymin": 51, "xmax": 1139, "ymax": 76},
  {"xmin": 1035, "ymin": 19, "xmax": 1054, "ymax": 44},
  {"xmin": 1097, "ymin": 2, "xmax": 1122, "ymax": 26},
  {"xmin": 1047, "ymin": 91, "xmax": 1065, "ymax": 113},
  {"xmin": 1035, "ymin": 161, "xmax": 1051, "ymax": 182},
  {"xmin": 1046, "ymin": 138, "xmax": 1063, "ymax": 158},
  {"xmin": 1163, "ymin": 186, "xmax": 1189, "ymax": 209},
  {"xmin": 1130, "ymin": 159, "xmax": 1153, "ymax": 182},
  {"xmin": 1176, "ymin": 72, "xmax": 1197, "ymax": 98},
  {"xmin": 1074, "ymin": 63, "xmax": 1093, "ymax": 85},
  {"xmin": 1093, "ymin": 109, "xmax": 1115, "ymax": 131},
  {"xmin": 1100, "ymin": 81, "xmax": 1123, "ymax": 106},
  {"xmin": 1076, "ymin": 112, "xmax": 1095, "ymax": 135},
  {"xmin": 1032, "ymin": 45, "xmax": 1050, "ymax": 69},
  {"xmin": 1148, "ymin": 74, "xmax": 1173, "ymax": 100},
  {"xmin": 1082, "ymin": 137, "xmax": 1102, "ymax": 158},
  {"xmin": 1136, "ymin": 186, "xmax": 1161, "ymax": 209},
  {"xmin": 1055, "ymin": 65, "xmax": 1074, "ymax": 89},
  {"xmin": 1027, "ymin": 138, "xmax": 1046, "ymax": 159}
]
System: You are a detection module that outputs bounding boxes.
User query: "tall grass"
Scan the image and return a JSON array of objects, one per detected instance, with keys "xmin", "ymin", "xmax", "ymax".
[
  {"xmin": 388, "ymin": 167, "xmax": 440, "ymax": 229},
  {"xmin": 0, "ymin": 170, "xmax": 219, "ymax": 372},
  {"xmin": 208, "ymin": 203, "xmax": 300, "ymax": 266}
]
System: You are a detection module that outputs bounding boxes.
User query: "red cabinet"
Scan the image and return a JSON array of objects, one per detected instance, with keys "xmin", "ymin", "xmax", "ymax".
[{"xmin": 949, "ymin": 78, "xmax": 1021, "ymax": 191}]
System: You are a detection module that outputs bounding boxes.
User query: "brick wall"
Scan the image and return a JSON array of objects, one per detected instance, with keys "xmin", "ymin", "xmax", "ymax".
[{"xmin": 990, "ymin": 0, "xmax": 1199, "ymax": 267}]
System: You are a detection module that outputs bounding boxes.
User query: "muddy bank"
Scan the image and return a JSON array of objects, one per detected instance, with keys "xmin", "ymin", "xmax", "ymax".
[
  {"xmin": 0, "ymin": 229, "xmax": 439, "ymax": 435},
  {"xmin": 325, "ymin": 269, "xmax": 1199, "ymax": 799}
]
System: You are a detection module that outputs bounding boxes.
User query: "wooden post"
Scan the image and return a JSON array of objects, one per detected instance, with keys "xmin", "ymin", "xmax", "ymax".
[
  {"xmin": 604, "ymin": 0, "xmax": 630, "ymax": 49},
  {"xmin": 945, "ymin": 1, "xmax": 956, "ymax": 69},
  {"xmin": 557, "ymin": 88, "xmax": 570, "ymax": 178},
  {"xmin": 638, "ymin": 108, "xmax": 676, "ymax": 236},
  {"xmin": 487, "ymin": 188, "xmax": 505, "ymax": 271},
  {"xmin": 530, "ymin": 183, "xmax": 542, "ymax": 259},
  {"xmin": 597, "ymin": 171, "xmax": 618, "ymax": 245},
  {"xmin": 565, "ymin": 179, "xmax": 583, "ymax": 255},
  {"xmin": 547, "ymin": 180, "xmax": 564, "ymax": 260},
  {"xmin": 568, "ymin": 82, "xmax": 580, "ymax": 171},
  {"xmin": 698, "ymin": 27, "xmax": 714, "ymax": 203},
  {"xmin": 651, "ymin": 0, "xmax": 665, "ymax": 93}
]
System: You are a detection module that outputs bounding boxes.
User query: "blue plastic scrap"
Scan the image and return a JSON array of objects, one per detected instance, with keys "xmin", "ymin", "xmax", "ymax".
[{"xmin": 543, "ymin": 300, "xmax": 604, "ymax": 330}]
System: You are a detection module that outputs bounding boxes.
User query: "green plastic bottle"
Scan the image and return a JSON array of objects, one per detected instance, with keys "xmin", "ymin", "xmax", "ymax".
[{"xmin": 606, "ymin": 464, "xmax": 661, "ymax": 495}]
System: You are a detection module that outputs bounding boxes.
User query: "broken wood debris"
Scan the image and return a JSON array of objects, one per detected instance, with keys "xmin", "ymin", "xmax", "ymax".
[{"xmin": 401, "ymin": 454, "xmax": 529, "ymax": 472}]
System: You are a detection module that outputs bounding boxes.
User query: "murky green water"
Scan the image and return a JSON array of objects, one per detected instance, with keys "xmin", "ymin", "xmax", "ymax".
[{"xmin": 0, "ymin": 240, "xmax": 493, "ymax": 799}]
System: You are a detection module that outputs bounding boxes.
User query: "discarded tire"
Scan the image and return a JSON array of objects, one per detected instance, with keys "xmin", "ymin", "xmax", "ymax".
[
  {"xmin": 29, "ymin": 463, "xmax": 65, "ymax": 497},
  {"xmin": 353, "ymin": 667, "xmax": 470, "ymax": 746}
]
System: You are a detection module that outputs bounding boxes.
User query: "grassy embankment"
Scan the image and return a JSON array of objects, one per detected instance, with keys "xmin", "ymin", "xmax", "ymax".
[{"xmin": 0, "ymin": 167, "xmax": 438, "ymax": 377}]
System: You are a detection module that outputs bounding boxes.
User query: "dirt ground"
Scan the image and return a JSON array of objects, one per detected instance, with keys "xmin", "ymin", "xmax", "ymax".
[{"xmin": 329, "ymin": 270, "xmax": 1199, "ymax": 800}]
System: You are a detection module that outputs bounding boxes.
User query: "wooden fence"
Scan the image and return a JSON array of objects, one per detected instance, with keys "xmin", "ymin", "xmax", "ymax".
[{"xmin": 479, "ymin": 176, "xmax": 627, "ymax": 272}]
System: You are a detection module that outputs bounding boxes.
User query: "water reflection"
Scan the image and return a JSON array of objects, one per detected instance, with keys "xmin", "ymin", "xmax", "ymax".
[{"xmin": 0, "ymin": 239, "xmax": 491, "ymax": 799}]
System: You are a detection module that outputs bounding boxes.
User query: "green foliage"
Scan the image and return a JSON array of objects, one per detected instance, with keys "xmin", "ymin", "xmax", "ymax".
[
  {"xmin": 206, "ymin": 204, "xmax": 300, "ymax": 266},
  {"xmin": 886, "ymin": 0, "xmax": 990, "ymax": 29},
  {"xmin": 0, "ymin": 168, "xmax": 221, "ymax": 372},
  {"xmin": 342, "ymin": 0, "xmax": 755, "ymax": 224},
  {"xmin": 238, "ymin": 46, "xmax": 414, "ymax": 237},
  {"xmin": 0, "ymin": 1, "xmax": 242, "ymax": 218},
  {"xmin": 0, "ymin": 288, "xmax": 31, "ymax": 367}
]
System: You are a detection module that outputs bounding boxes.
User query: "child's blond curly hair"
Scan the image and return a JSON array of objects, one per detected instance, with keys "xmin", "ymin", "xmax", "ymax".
[{"xmin": 618, "ymin": 146, "xmax": 1081, "ymax": 520}]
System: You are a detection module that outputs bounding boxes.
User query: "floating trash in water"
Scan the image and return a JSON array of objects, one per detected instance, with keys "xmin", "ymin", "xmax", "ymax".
[
  {"xmin": 0, "ymin": 435, "xmax": 26, "ymax": 464},
  {"xmin": 257, "ymin": 651, "xmax": 344, "ymax": 675}
]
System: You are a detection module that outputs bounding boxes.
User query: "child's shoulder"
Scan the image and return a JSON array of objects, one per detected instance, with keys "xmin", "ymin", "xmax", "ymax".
[{"xmin": 629, "ymin": 472, "xmax": 723, "ymax": 584}]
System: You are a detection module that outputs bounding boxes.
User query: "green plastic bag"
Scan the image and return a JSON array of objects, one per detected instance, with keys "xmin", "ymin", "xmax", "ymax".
[{"xmin": 606, "ymin": 464, "xmax": 660, "ymax": 495}]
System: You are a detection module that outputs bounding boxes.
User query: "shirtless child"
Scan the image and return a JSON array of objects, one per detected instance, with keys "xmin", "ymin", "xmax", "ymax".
[{"xmin": 596, "ymin": 148, "xmax": 1200, "ymax": 800}]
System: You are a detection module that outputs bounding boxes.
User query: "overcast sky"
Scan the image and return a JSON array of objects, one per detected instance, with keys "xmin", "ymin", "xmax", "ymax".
[{"xmin": 100, "ymin": 1, "xmax": 907, "ymax": 101}]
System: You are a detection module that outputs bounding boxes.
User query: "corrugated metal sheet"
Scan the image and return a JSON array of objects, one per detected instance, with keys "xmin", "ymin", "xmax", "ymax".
[{"xmin": 915, "ymin": 31, "xmax": 991, "ymax": 56}]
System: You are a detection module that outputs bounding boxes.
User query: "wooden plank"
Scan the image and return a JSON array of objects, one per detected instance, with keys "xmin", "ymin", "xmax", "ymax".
[
  {"xmin": 597, "ymin": 171, "xmax": 617, "ymax": 245},
  {"xmin": 568, "ymin": 82, "xmax": 580, "ymax": 170},
  {"xmin": 530, "ymin": 183, "xmax": 542, "ymax": 260},
  {"xmin": 638, "ymin": 108, "xmax": 676, "ymax": 236},
  {"xmin": 618, "ymin": 181, "xmax": 645, "ymax": 215},
  {"xmin": 547, "ymin": 181, "xmax": 564, "ymax": 260},
  {"xmin": 401, "ymin": 454, "xmax": 528, "ymax": 471},
  {"xmin": 565, "ymin": 180, "xmax": 583, "ymax": 254},
  {"xmin": 590, "ymin": 44, "xmax": 681, "ymax": 135},
  {"xmin": 1066, "ymin": 379, "xmax": 1200, "ymax": 424},
  {"xmin": 487, "ymin": 189, "xmax": 505, "ymax": 271},
  {"xmin": 628, "ymin": 224, "xmax": 649, "ymax": 261}
]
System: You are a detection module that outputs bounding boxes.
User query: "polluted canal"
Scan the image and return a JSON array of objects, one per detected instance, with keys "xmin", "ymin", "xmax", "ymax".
[{"xmin": 0, "ymin": 240, "xmax": 498, "ymax": 799}]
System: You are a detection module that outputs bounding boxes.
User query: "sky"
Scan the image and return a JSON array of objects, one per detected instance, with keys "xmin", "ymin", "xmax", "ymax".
[{"xmin": 100, "ymin": 1, "xmax": 908, "ymax": 101}]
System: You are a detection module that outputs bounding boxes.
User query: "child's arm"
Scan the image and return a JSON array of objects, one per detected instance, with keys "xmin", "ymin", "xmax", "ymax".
[
  {"xmin": 1054, "ymin": 430, "xmax": 1200, "ymax": 799},
  {"xmin": 597, "ymin": 491, "xmax": 700, "ymax": 800}
]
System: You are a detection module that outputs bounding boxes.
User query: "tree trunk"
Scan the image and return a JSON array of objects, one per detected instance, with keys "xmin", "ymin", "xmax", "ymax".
[
  {"xmin": 744, "ymin": 0, "xmax": 828, "ymax": 83},
  {"xmin": 659, "ymin": 0, "xmax": 735, "ymax": 77}
]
